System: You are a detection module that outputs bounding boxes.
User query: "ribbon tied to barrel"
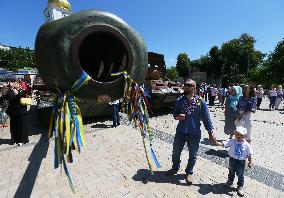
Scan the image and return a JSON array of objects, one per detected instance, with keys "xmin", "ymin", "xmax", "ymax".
[
  {"xmin": 49, "ymin": 70, "xmax": 160, "ymax": 192},
  {"xmin": 112, "ymin": 71, "xmax": 161, "ymax": 173},
  {"xmin": 48, "ymin": 71, "xmax": 91, "ymax": 192}
]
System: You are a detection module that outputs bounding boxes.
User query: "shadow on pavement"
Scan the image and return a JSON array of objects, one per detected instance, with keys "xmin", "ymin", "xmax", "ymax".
[
  {"xmin": 83, "ymin": 115, "xmax": 112, "ymax": 125},
  {"xmin": 0, "ymin": 138, "xmax": 12, "ymax": 145},
  {"xmin": 133, "ymin": 169, "xmax": 235, "ymax": 196},
  {"xmin": 14, "ymin": 135, "xmax": 49, "ymax": 198},
  {"xmin": 260, "ymin": 108, "xmax": 272, "ymax": 111},
  {"xmin": 205, "ymin": 149, "xmax": 229, "ymax": 158},
  {"xmin": 91, "ymin": 123, "xmax": 113, "ymax": 129},
  {"xmin": 133, "ymin": 169, "xmax": 188, "ymax": 186},
  {"xmin": 193, "ymin": 183, "xmax": 235, "ymax": 196}
]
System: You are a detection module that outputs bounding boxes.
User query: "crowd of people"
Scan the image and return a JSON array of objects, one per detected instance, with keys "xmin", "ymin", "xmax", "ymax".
[
  {"xmin": 196, "ymin": 82, "xmax": 284, "ymax": 111},
  {"xmin": 0, "ymin": 79, "xmax": 33, "ymax": 146},
  {"xmin": 166, "ymin": 80, "xmax": 283, "ymax": 197},
  {"xmin": 0, "ymin": 77, "xmax": 283, "ymax": 196}
]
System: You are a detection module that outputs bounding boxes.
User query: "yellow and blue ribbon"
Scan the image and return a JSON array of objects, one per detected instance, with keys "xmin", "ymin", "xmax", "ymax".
[
  {"xmin": 49, "ymin": 71, "xmax": 90, "ymax": 192},
  {"xmin": 112, "ymin": 71, "xmax": 161, "ymax": 173}
]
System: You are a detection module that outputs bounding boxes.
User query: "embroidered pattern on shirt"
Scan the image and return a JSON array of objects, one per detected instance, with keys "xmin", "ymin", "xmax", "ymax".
[{"xmin": 234, "ymin": 143, "xmax": 244, "ymax": 159}]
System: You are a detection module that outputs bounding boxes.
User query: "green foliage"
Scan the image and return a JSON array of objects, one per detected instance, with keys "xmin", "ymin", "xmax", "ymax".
[
  {"xmin": 166, "ymin": 66, "xmax": 178, "ymax": 80},
  {"xmin": 268, "ymin": 39, "xmax": 284, "ymax": 84},
  {"xmin": 220, "ymin": 33, "xmax": 265, "ymax": 81},
  {"xmin": 176, "ymin": 33, "xmax": 283, "ymax": 86},
  {"xmin": 191, "ymin": 55, "xmax": 210, "ymax": 79},
  {"xmin": 209, "ymin": 46, "xmax": 223, "ymax": 79},
  {"xmin": 176, "ymin": 53, "xmax": 190, "ymax": 81},
  {"xmin": 0, "ymin": 47, "xmax": 36, "ymax": 71}
]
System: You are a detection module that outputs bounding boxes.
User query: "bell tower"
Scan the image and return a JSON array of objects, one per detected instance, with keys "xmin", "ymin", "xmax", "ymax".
[{"xmin": 44, "ymin": 0, "xmax": 72, "ymax": 22}]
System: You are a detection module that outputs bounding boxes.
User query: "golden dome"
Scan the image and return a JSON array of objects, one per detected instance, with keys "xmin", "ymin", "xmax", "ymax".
[{"xmin": 48, "ymin": 0, "xmax": 71, "ymax": 11}]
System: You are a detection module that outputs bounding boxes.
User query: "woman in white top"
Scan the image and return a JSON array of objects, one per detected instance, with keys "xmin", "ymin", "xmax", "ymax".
[
  {"xmin": 269, "ymin": 85, "xmax": 277, "ymax": 110},
  {"xmin": 255, "ymin": 85, "xmax": 264, "ymax": 110},
  {"xmin": 275, "ymin": 85, "xmax": 283, "ymax": 110}
]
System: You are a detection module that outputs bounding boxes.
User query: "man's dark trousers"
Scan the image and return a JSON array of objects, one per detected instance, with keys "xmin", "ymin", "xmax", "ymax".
[{"xmin": 171, "ymin": 133, "xmax": 200, "ymax": 175}]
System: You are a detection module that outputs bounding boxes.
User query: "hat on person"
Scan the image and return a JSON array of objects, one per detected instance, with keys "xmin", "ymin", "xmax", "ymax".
[{"xmin": 235, "ymin": 126, "xmax": 247, "ymax": 135}]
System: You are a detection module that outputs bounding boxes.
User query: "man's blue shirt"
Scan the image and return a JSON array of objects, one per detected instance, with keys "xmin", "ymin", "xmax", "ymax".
[{"xmin": 173, "ymin": 96, "xmax": 214, "ymax": 138}]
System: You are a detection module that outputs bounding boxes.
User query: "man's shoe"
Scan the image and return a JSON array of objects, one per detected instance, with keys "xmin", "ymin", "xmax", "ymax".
[
  {"xmin": 225, "ymin": 180, "xmax": 233, "ymax": 187},
  {"xmin": 237, "ymin": 186, "xmax": 244, "ymax": 196},
  {"xmin": 185, "ymin": 174, "xmax": 193, "ymax": 185},
  {"xmin": 165, "ymin": 169, "xmax": 177, "ymax": 176}
]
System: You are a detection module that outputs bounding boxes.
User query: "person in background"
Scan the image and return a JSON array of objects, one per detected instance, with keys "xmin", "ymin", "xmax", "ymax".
[
  {"xmin": 275, "ymin": 85, "xmax": 283, "ymax": 110},
  {"xmin": 209, "ymin": 84, "xmax": 217, "ymax": 108},
  {"xmin": 165, "ymin": 79, "xmax": 217, "ymax": 185},
  {"xmin": 110, "ymin": 99, "xmax": 120, "ymax": 127},
  {"xmin": 255, "ymin": 85, "xmax": 264, "ymax": 110},
  {"xmin": 268, "ymin": 85, "xmax": 277, "ymax": 111},
  {"xmin": 19, "ymin": 79, "xmax": 27, "ymax": 91},
  {"xmin": 1, "ymin": 82, "xmax": 30, "ymax": 145},
  {"xmin": 34, "ymin": 90, "xmax": 41, "ymax": 106},
  {"xmin": 224, "ymin": 86, "xmax": 243, "ymax": 138},
  {"xmin": 236, "ymin": 84, "xmax": 256, "ymax": 144}
]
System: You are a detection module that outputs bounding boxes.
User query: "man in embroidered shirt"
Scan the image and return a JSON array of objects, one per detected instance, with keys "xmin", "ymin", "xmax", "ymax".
[{"xmin": 166, "ymin": 79, "xmax": 217, "ymax": 185}]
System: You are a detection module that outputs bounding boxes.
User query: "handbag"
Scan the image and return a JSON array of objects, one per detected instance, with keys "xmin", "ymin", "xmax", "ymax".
[{"xmin": 20, "ymin": 97, "xmax": 32, "ymax": 106}]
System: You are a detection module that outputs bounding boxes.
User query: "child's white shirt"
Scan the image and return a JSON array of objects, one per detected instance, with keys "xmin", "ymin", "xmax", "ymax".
[{"xmin": 223, "ymin": 139, "xmax": 253, "ymax": 160}]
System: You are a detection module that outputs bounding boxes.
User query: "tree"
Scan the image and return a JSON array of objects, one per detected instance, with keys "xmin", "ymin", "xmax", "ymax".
[
  {"xmin": 220, "ymin": 33, "xmax": 265, "ymax": 82},
  {"xmin": 191, "ymin": 55, "xmax": 211, "ymax": 81},
  {"xmin": 0, "ymin": 47, "xmax": 36, "ymax": 71},
  {"xmin": 268, "ymin": 39, "xmax": 284, "ymax": 84},
  {"xmin": 208, "ymin": 46, "xmax": 223, "ymax": 80},
  {"xmin": 176, "ymin": 53, "xmax": 190, "ymax": 82},
  {"xmin": 166, "ymin": 66, "xmax": 178, "ymax": 80}
]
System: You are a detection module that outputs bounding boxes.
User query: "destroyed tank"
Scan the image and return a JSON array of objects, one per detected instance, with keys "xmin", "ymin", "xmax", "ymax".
[
  {"xmin": 35, "ymin": 10, "xmax": 148, "ymax": 118},
  {"xmin": 146, "ymin": 52, "xmax": 184, "ymax": 110}
]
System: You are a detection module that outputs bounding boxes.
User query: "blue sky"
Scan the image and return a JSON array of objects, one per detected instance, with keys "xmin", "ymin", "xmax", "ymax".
[{"xmin": 0, "ymin": 0, "xmax": 283, "ymax": 66}]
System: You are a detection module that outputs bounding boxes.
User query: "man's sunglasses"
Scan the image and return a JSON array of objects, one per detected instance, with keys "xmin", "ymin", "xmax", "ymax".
[{"xmin": 184, "ymin": 83, "xmax": 194, "ymax": 87}]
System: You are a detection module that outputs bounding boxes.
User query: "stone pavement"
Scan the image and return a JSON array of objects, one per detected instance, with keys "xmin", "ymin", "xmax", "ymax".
[{"xmin": 0, "ymin": 98, "xmax": 283, "ymax": 198}]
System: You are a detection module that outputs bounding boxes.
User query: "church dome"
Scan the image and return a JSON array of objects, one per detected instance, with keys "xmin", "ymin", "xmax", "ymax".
[{"xmin": 48, "ymin": 0, "xmax": 71, "ymax": 11}]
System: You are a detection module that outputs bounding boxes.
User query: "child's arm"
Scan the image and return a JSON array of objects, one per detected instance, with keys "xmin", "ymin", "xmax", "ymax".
[
  {"xmin": 215, "ymin": 141, "xmax": 224, "ymax": 147},
  {"xmin": 248, "ymin": 155, "xmax": 253, "ymax": 168}
]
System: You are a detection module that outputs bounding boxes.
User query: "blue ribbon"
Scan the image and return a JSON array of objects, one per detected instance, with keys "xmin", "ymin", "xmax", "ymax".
[
  {"xmin": 71, "ymin": 71, "xmax": 91, "ymax": 92},
  {"xmin": 150, "ymin": 147, "xmax": 161, "ymax": 168}
]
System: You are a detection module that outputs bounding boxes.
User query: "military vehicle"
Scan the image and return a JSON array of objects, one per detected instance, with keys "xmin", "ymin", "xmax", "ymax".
[{"xmin": 146, "ymin": 52, "xmax": 183, "ymax": 110}]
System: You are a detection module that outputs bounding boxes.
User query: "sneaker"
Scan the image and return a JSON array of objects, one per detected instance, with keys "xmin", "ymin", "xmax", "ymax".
[
  {"xmin": 185, "ymin": 174, "xmax": 193, "ymax": 185},
  {"xmin": 17, "ymin": 143, "xmax": 23, "ymax": 146},
  {"xmin": 237, "ymin": 186, "xmax": 244, "ymax": 196},
  {"xmin": 165, "ymin": 169, "xmax": 177, "ymax": 176},
  {"xmin": 225, "ymin": 180, "xmax": 233, "ymax": 187}
]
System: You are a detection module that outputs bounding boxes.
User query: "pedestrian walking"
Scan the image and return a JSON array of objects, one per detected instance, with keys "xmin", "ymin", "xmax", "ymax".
[
  {"xmin": 216, "ymin": 126, "xmax": 253, "ymax": 197},
  {"xmin": 236, "ymin": 84, "xmax": 256, "ymax": 143},
  {"xmin": 275, "ymin": 85, "xmax": 283, "ymax": 110},
  {"xmin": 224, "ymin": 86, "xmax": 242, "ymax": 138},
  {"xmin": 208, "ymin": 84, "xmax": 217, "ymax": 107},
  {"xmin": 110, "ymin": 99, "xmax": 120, "ymax": 127},
  {"xmin": 255, "ymin": 85, "xmax": 264, "ymax": 110},
  {"xmin": 165, "ymin": 79, "xmax": 217, "ymax": 184},
  {"xmin": 269, "ymin": 85, "xmax": 277, "ymax": 111}
]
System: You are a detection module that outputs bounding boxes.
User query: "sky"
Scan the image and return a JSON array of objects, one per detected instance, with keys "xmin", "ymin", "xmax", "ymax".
[{"xmin": 0, "ymin": 0, "xmax": 284, "ymax": 66}]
